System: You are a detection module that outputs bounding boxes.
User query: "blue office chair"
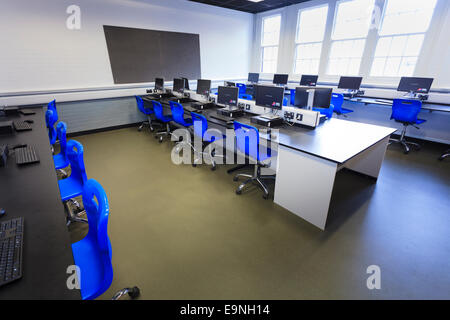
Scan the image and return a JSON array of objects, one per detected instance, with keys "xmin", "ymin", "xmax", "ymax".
[
  {"xmin": 47, "ymin": 99, "xmax": 58, "ymax": 123},
  {"xmin": 389, "ymin": 99, "xmax": 426, "ymax": 154},
  {"xmin": 170, "ymin": 101, "xmax": 193, "ymax": 128},
  {"xmin": 71, "ymin": 179, "xmax": 113, "ymax": 300},
  {"xmin": 58, "ymin": 140, "xmax": 88, "ymax": 224},
  {"xmin": 152, "ymin": 100, "xmax": 172, "ymax": 143},
  {"xmin": 191, "ymin": 112, "xmax": 225, "ymax": 170},
  {"xmin": 240, "ymin": 94, "xmax": 253, "ymax": 100},
  {"xmin": 135, "ymin": 96, "xmax": 156, "ymax": 132},
  {"xmin": 331, "ymin": 93, "xmax": 353, "ymax": 116},
  {"xmin": 53, "ymin": 122, "xmax": 70, "ymax": 176},
  {"xmin": 45, "ymin": 109, "xmax": 57, "ymax": 147},
  {"xmin": 233, "ymin": 121, "xmax": 274, "ymax": 199},
  {"xmin": 290, "ymin": 89, "xmax": 296, "ymax": 105},
  {"xmin": 236, "ymin": 83, "xmax": 246, "ymax": 97}
]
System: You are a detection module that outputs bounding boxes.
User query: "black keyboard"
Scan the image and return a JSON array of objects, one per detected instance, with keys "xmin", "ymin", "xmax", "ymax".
[
  {"xmin": 15, "ymin": 146, "xmax": 39, "ymax": 165},
  {"xmin": 13, "ymin": 121, "xmax": 32, "ymax": 132},
  {"xmin": 210, "ymin": 114, "xmax": 235, "ymax": 124},
  {"xmin": 0, "ymin": 217, "xmax": 24, "ymax": 287}
]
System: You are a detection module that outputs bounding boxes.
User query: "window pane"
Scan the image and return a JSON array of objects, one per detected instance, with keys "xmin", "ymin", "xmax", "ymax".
[
  {"xmin": 328, "ymin": 39, "xmax": 365, "ymax": 75},
  {"xmin": 384, "ymin": 57, "xmax": 401, "ymax": 76},
  {"xmin": 370, "ymin": 57, "xmax": 387, "ymax": 76},
  {"xmin": 404, "ymin": 34, "xmax": 425, "ymax": 56},
  {"xmin": 389, "ymin": 35, "xmax": 407, "ymax": 56},
  {"xmin": 332, "ymin": 0, "xmax": 375, "ymax": 40},
  {"xmin": 297, "ymin": 5, "xmax": 328, "ymax": 43},
  {"xmin": 398, "ymin": 57, "xmax": 417, "ymax": 76},
  {"xmin": 261, "ymin": 46, "xmax": 278, "ymax": 73},
  {"xmin": 262, "ymin": 15, "xmax": 281, "ymax": 46},
  {"xmin": 380, "ymin": 0, "xmax": 437, "ymax": 35}
]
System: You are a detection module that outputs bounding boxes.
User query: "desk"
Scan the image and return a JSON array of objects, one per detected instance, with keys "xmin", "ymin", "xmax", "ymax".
[
  {"xmin": 142, "ymin": 95, "xmax": 396, "ymax": 230},
  {"xmin": 345, "ymin": 96, "xmax": 450, "ymax": 113},
  {"xmin": 0, "ymin": 109, "xmax": 80, "ymax": 299}
]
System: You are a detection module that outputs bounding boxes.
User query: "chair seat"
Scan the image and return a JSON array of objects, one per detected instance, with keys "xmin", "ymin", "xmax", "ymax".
[
  {"xmin": 313, "ymin": 107, "xmax": 333, "ymax": 118},
  {"xmin": 179, "ymin": 117, "xmax": 193, "ymax": 127},
  {"xmin": 53, "ymin": 153, "xmax": 69, "ymax": 170},
  {"xmin": 395, "ymin": 118, "xmax": 427, "ymax": 125},
  {"xmin": 58, "ymin": 177, "xmax": 84, "ymax": 201},
  {"xmin": 72, "ymin": 237, "xmax": 112, "ymax": 300},
  {"xmin": 141, "ymin": 107, "xmax": 154, "ymax": 115},
  {"xmin": 336, "ymin": 108, "xmax": 353, "ymax": 114}
]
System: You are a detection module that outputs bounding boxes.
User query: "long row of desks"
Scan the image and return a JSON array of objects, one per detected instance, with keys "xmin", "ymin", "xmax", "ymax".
[
  {"xmin": 0, "ymin": 108, "xmax": 80, "ymax": 299},
  {"xmin": 142, "ymin": 94, "xmax": 396, "ymax": 230}
]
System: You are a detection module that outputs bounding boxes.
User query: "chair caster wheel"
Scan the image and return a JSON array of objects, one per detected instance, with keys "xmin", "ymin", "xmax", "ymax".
[
  {"xmin": 403, "ymin": 150, "xmax": 409, "ymax": 154},
  {"xmin": 192, "ymin": 163, "xmax": 197, "ymax": 167},
  {"xmin": 211, "ymin": 166, "xmax": 216, "ymax": 171},
  {"xmin": 150, "ymin": 127, "xmax": 155, "ymax": 132},
  {"xmin": 236, "ymin": 190, "xmax": 242, "ymax": 195},
  {"xmin": 138, "ymin": 128, "xmax": 142, "ymax": 132},
  {"xmin": 159, "ymin": 137, "xmax": 163, "ymax": 143},
  {"xmin": 263, "ymin": 194, "xmax": 269, "ymax": 200},
  {"xmin": 128, "ymin": 286, "xmax": 140, "ymax": 299},
  {"xmin": 233, "ymin": 177, "xmax": 239, "ymax": 182}
]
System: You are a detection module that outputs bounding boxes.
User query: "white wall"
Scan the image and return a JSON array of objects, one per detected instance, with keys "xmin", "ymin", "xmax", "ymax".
[
  {"xmin": 0, "ymin": 0, "xmax": 253, "ymax": 103},
  {"xmin": 251, "ymin": 0, "xmax": 450, "ymax": 91}
]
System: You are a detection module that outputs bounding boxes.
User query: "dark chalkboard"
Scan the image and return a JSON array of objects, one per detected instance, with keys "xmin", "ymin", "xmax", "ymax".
[{"xmin": 103, "ymin": 25, "xmax": 201, "ymax": 84}]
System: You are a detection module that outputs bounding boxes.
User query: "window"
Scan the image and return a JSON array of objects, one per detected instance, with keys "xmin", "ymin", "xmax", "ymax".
[
  {"xmin": 327, "ymin": 0, "xmax": 375, "ymax": 75},
  {"xmin": 294, "ymin": 5, "xmax": 328, "ymax": 75},
  {"xmin": 370, "ymin": 0, "xmax": 437, "ymax": 77},
  {"xmin": 261, "ymin": 15, "xmax": 281, "ymax": 73}
]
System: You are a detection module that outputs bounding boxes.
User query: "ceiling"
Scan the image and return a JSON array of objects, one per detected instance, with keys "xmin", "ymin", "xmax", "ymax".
[{"xmin": 189, "ymin": 0, "xmax": 311, "ymax": 14}]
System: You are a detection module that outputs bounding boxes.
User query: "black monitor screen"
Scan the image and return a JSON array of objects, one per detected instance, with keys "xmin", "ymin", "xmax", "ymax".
[
  {"xmin": 196, "ymin": 79, "xmax": 211, "ymax": 95},
  {"xmin": 300, "ymin": 75, "xmax": 318, "ymax": 87},
  {"xmin": 173, "ymin": 78, "xmax": 184, "ymax": 93},
  {"xmin": 248, "ymin": 73, "xmax": 259, "ymax": 83},
  {"xmin": 155, "ymin": 78, "xmax": 164, "ymax": 91},
  {"xmin": 294, "ymin": 87, "xmax": 332, "ymax": 108},
  {"xmin": 181, "ymin": 78, "xmax": 190, "ymax": 90},
  {"xmin": 338, "ymin": 76, "xmax": 363, "ymax": 90},
  {"xmin": 397, "ymin": 77, "xmax": 433, "ymax": 93},
  {"xmin": 217, "ymin": 86, "xmax": 239, "ymax": 107},
  {"xmin": 273, "ymin": 74, "xmax": 289, "ymax": 85},
  {"xmin": 255, "ymin": 86, "xmax": 284, "ymax": 109}
]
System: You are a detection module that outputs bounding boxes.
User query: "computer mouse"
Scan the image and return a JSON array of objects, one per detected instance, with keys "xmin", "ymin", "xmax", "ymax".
[{"xmin": 0, "ymin": 208, "xmax": 5, "ymax": 217}]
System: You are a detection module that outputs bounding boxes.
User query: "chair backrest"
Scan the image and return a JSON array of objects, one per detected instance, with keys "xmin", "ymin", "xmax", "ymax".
[
  {"xmin": 290, "ymin": 89, "xmax": 296, "ymax": 105},
  {"xmin": 240, "ymin": 94, "xmax": 253, "ymax": 100},
  {"xmin": 191, "ymin": 112, "xmax": 208, "ymax": 139},
  {"xmin": 135, "ymin": 96, "xmax": 146, "ymax": 114},
  {"xmin": 170, "ymin": 101, "xmax": 186, "ymax": 125},
  {"xmin": 47, "ymin": 99, "xmax": 58, "ymax": 122},
  {"xmin": 46, "ymin": 109, "xmax": 57, "ymax": 145},
  {"xmin": 233, "ymin": 121, "xmax": 260, "ymax": 160},
  {"xmin": 66, "ymin": 140, "xmax": 88, "ymax": 184},
  {"xmin": 236, "ymin": 83, "xmax": 246, "ymax": 95},
  {"xmin": 81, "ymin": 179, "xmax": 113, "ymax": 299},
  {"xmin": 151, "ymin": 100, "xmax": 165, "ymax": 120},
  {"xmin": 56, "ymin": 122, "xmax": 68, "ymax": 157},
  {"xmin": 390, "ymin": 99, "xmax": 422, "ymax": 123},
  {"xmin": 330, "ymin": 93, "xmax": 344, "ymax": 113}
]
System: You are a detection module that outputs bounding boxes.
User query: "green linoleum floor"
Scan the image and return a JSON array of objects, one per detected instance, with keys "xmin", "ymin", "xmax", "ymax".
[{"xmin": 68, "ymin": 127, "xmax": 450, "ymax": 300}]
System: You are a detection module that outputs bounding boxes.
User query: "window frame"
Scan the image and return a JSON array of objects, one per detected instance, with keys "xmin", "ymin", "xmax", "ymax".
[
  {"xmin": 260, "ymin": 14, "xmax": 282, "ymax": 74},
  {"xmin": 293, "ymin": 4, "xmax": 329, "ymax": 75}
]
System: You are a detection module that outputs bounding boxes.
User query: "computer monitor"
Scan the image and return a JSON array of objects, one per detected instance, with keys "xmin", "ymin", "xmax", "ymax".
[
  {"xmin": 273, "ymin": 74, "xmax": 289, "ymax": 86},
  {"xmin": 397, "ymin": 77, "xmax": 433, "ymax": 94},
  {"xmin": 155, "ymin": 78, "xmax": 164, "ymax": 91},
  {"xmin": 338, "ymin": 76, "xmax": 363, "ymax": 90},
  {"xmin": 248, "ymin": 73, "xmax": 259, "ymax": 83},
  {"xmin": 217, "ymin": 86, "xmax": 239, "ymax": 107},
  {"xmin": 196, "ymin": 79, "xmax": 211, "ymax": 96},
  {"xmin": 255, "ymin": 85, "xmax": 284, "ymax": 109},
  {"xmin": 300, "ymin": 75, "xmax": 318, "ymax": 87},
  {"xmin": 173, "ymin": 78, "xmax": 184, "ymax": 93},
  {"xmin": 294, "ymin": 87, "xmax": 332, "ymax": 109},
  {"xmin": 181, "ymin": 78, "xmax": 190, "ymax": 90}
]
